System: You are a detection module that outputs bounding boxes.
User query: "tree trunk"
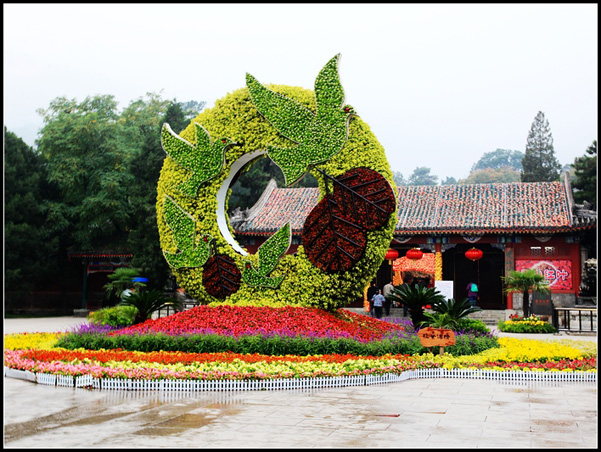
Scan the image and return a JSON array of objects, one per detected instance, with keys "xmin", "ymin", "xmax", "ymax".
[{"xmin": 409, "ymin": 307, "xmax": 426, "ymax": 328}]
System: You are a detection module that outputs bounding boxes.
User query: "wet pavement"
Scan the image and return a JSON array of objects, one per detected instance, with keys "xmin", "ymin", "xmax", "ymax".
[{"xmin": 3, "ymin": 316, "xmax": 598, "ymax": 449}]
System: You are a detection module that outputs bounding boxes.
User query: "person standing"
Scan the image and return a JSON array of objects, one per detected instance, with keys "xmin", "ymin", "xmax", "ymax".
[
  {"xmin": 367, "ymin": 281, "xmax": 379, "ymax": 317},
  {"xmin": 383, "ymin": 280, "xmax": 395, "ymax": 316},
  {"xmin": 467, "ymin": 282, "xmax": 479, "ymax": 308},
  {"xmin": 371, "ymin": 289, "xmax": 385, "ymax": 319}
]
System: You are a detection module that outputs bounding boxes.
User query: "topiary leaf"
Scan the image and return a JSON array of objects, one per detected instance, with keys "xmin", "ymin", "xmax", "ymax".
[
  {"xmin": 162, "ymin": 195, "xmax": 212, "ymax": 268},
  {"xmin": 242, "ymin": 223, "xmax": 291, "ymax": 288},
  {"xmin": 202, "ymin": 254, "xmax": 241, "ymax": 299},
  {"xmin": 246, "ymin": 54, "xmax": 356, "ymax": 186},
  {"xmin": 161, "ymin": 122, "xmax": 235, "ymax": 197},
  {"xmin": 328, "ymin": 167, "xmax": 396, "ymax": 231},
  {"xmin": 302, "ymin": 196, "xmax": 367, "ymax": 273}
]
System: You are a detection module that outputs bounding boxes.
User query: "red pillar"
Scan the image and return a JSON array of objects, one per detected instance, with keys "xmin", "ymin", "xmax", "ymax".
[{"xmin": 504, "ymin": 242, "xmax": 514, "ymax": 309}]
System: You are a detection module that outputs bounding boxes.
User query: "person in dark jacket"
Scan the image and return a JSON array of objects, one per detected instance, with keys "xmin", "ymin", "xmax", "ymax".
[{"xmin": 367, "ymin": 281, "xmax": 379, "ymax": 317}]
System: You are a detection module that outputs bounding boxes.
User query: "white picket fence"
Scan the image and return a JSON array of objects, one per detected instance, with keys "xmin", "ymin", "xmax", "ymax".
[{"xmin": 4, "ymin": 366, "xmax": 596, "ymax": 392}]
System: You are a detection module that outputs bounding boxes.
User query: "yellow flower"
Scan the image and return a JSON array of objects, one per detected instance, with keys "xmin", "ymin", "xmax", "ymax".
[{"xmin": 4, "ymin": 332, "xmax": 63, "ymax": 350}]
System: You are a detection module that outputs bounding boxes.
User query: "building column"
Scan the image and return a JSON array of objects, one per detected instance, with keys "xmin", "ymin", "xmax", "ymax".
[
  {"xmin": 504, "ymin": 242, "xmax": 514, "ymax": 309},
  {"xmin": 435, "ymin": 242, "xmax": 442, "ymax": 281}
]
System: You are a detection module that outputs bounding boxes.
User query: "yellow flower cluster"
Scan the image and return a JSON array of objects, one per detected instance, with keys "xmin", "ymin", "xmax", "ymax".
[
  {"xmin": 429, "ymin": 337, "xmax": 595, "ymax": 369},
  {"xmin": 4, "ymin": 332, "xmax": 596, "ymax": 378},
  {"xmin": 504, "ymin": 319, "xmax": 546, "ymax": 326},
  {"xmin": 4, "ymin": 332, "xmax": 63, "ymax": 351}
]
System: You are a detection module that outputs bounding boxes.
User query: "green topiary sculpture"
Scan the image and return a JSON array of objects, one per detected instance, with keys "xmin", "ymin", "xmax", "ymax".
[{"xmin": 156, "ymin": 54, "xmax": 396, "ymax": 310}]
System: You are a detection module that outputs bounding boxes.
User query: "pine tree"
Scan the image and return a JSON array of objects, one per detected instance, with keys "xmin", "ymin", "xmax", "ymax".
[
  {"xmin": 5, "ymin": 128, "xmax": 59, "ymax": 293},
  {"xmin": 571, "ymin": 140, "xmax": 597, "ymax": 208},
  {"xmin": 521, "ymin": 111, "xmax": 562, "ymax": 182}
]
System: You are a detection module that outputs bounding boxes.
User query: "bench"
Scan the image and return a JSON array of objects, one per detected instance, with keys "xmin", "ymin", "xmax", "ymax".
[{"xmin": 552, "ymin": 307, "xmax": 597, "ymax": 333}]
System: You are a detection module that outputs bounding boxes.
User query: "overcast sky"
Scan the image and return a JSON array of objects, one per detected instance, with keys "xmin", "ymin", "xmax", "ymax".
[{"xmin": 3, "ymin": 3, "xmax": 598, "ymax": 181}]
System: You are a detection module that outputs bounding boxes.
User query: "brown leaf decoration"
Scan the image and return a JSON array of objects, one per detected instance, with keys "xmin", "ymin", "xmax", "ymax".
[
  {"xmin": 302, "ymin": 196, "xmax": 367, "ymax": 273},
  {"xmin": 202, "ymin": 254, "xmax": 241, "ymax": 299},
  {"xmin": 330, "ymin": 167, "xmax": 396, "ymax": 231}
]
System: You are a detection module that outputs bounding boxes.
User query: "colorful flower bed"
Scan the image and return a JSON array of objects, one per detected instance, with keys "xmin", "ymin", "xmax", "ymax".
[
  {"xmin": 107, "ymin": 305, "xmax": 402, "ymax": 342},
  {"xmin": 4, "ymin": 307, "xmax": 596, "ymax": 383},
  {"xmin": 52, "ymin": 308, "xmax": 496, "ymax": 357},
  {"xmin": 497, "ymin": 314, "xmax": 557, "ymax": 333}
]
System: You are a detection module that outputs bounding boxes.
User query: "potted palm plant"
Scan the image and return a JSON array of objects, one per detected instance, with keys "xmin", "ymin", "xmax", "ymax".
[
  {"xmin": 386, "ymin": 284, "xmax": 446, "ymax": 327},
  {"xmin": 502, "ymin": 269, "xmax": 550, "ymax": 318},
  {"xmin": 417, "ymin": 298, "xmax": 484, "ymax": 354},
  {"xmin": 120, "ymin": 289, "xmax": 183, "ymax": 324}
]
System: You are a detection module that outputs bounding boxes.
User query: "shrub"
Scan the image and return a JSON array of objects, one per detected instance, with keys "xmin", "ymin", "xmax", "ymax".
[
  {"xmin": 431, "ymin": 298, "xmax": 483, "ymax": 321},
  {"xmin": 497, "ymin": 315, "xmax": 557, "ymax": 334},
  {"xmin": 87, "ymin": 306, "xmax": 138, "ymax": 327},
  {"xmin": 120, "ymin": 289, "xmax": 183, "ymax": 324},
  {"xmin": 55, "ymin": 327, "xmax": 499, "ymax": 357},
  {"xmin": 454, "ymin": 318, "xmax": 490, "ymax": 335},
  {"xmin": 386, "ymin": 284, "xmax": 446, "ymax": 326}
]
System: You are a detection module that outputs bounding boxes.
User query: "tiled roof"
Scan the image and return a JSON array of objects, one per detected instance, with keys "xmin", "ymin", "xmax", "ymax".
[
  {"xmin": 234, "ymin": 186, "xmax": 320, "ymax": 235},
  {"xmin": 395, "ymin": 182, "xmax": 573, "ymax": 234},
  {"xmin": 233, "ymin": 180, "xmax": 596, "ymax": 236}
]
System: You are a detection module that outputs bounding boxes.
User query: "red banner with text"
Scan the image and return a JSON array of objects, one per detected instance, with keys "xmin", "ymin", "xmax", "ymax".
[{"xmin": 515, "ymin": 260, "xmax": 572, "ymax": 290}]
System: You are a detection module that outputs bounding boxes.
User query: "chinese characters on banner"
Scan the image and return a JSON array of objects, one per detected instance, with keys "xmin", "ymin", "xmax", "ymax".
[{"xmin": 515, "ymin": 260, "xmax": 572, "ymax": 290}]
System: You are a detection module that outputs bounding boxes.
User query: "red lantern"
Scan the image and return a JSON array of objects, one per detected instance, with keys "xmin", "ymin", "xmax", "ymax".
[
  {"xmin": 384, "ymin": 249, "xmax": 399, "ymax": 260},
  {"xmin": 385, "ymin": 249, "xmax": 399, "ymax": 264},
  {"xmin": 406, "ymin": 248, "xmax": 423, "ymax": 260},
  {"xmin": 465, "ymin": 247, "xmax": 483, "ymax": 261}
]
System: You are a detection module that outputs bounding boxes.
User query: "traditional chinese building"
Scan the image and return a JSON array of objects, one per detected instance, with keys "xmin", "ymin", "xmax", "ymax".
[{"xmin": 232, "ymin": 174, "xmax": 596, "ymax": 314}]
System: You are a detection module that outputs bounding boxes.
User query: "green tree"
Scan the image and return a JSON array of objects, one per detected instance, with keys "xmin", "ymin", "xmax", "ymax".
[
  {"xmin": 501, "ymin": 269, "xmax": 550, "ymax": 318},
  {"xmin": 521, "ymin": 111, "xmax": 562, "ymax": 182},
  {"xmin": 392, "ymin": 170, "xmax": 406, "ymax": 186},
  {"xmin": 459, "ymin": 167, "xmax": 521, "ymax": 184},
  {"xmin": 472, "ymin": 148, "xmax": 524, "ymax": 172},
  {"xmin": 179, "ymin": 100, "xmax": 206, "ymax": 121},
  {"xmin": 122, "ymin": 95, "xmax": 177, "ymax": 291},
  {"xmin": 4, "ymin": 128, "xmax": 59, "ymax": 292},
  {"xmin": 36, "ymin": 95, "xmax": 133, "ymax": 251},
  {"xmin": 408, "ymin": 166, "xmax": 438, "ymax": 185},
  {"xmin": 571, "ymin": 140, "xmax": 597, "ymax": 208},
  {"xmin": 441, "ymin": 176, "xmax": 457, "ymax": 185}
]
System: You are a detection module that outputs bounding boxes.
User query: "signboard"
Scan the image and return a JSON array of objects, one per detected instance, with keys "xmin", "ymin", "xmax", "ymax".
[
  {"xmin": 515, "ymin": 260, "xmax": 572, "ymax": 290},
  {"xmin": 418, "ymin": 327, "xmax": 456, "ymax": 347},
  {"xmin": 435, "ymin": 281, "xmax": 454, "ymax": 301},
  {"xmin": 531, "ymin": 290, "xmax": 554, "ymax": 316}
]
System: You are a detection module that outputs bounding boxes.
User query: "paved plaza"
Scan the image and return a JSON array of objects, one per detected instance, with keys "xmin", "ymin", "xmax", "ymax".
[{"xmin": 3, "ymin": 316, "xmax": 598, "ymax": 449}]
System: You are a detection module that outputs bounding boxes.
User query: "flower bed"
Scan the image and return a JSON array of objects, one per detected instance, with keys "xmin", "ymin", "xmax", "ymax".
[
  {"xmin": 4, "ymin": 306, "xmax": 596, "ymax": 389},
  {"xmin": 54, "ymin": 307, "xmax": 497, "ymax": 357},
  {"xmin": 497, "ymin": 314, "xmax": 557, "ymax": 333},
  {"xmin": 107, "ymin": 305, "xmax": 402, "ymax": 342},
  {"xmin": 4, "ymin": 319, "xmax": 595, "ymax": 385}
]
